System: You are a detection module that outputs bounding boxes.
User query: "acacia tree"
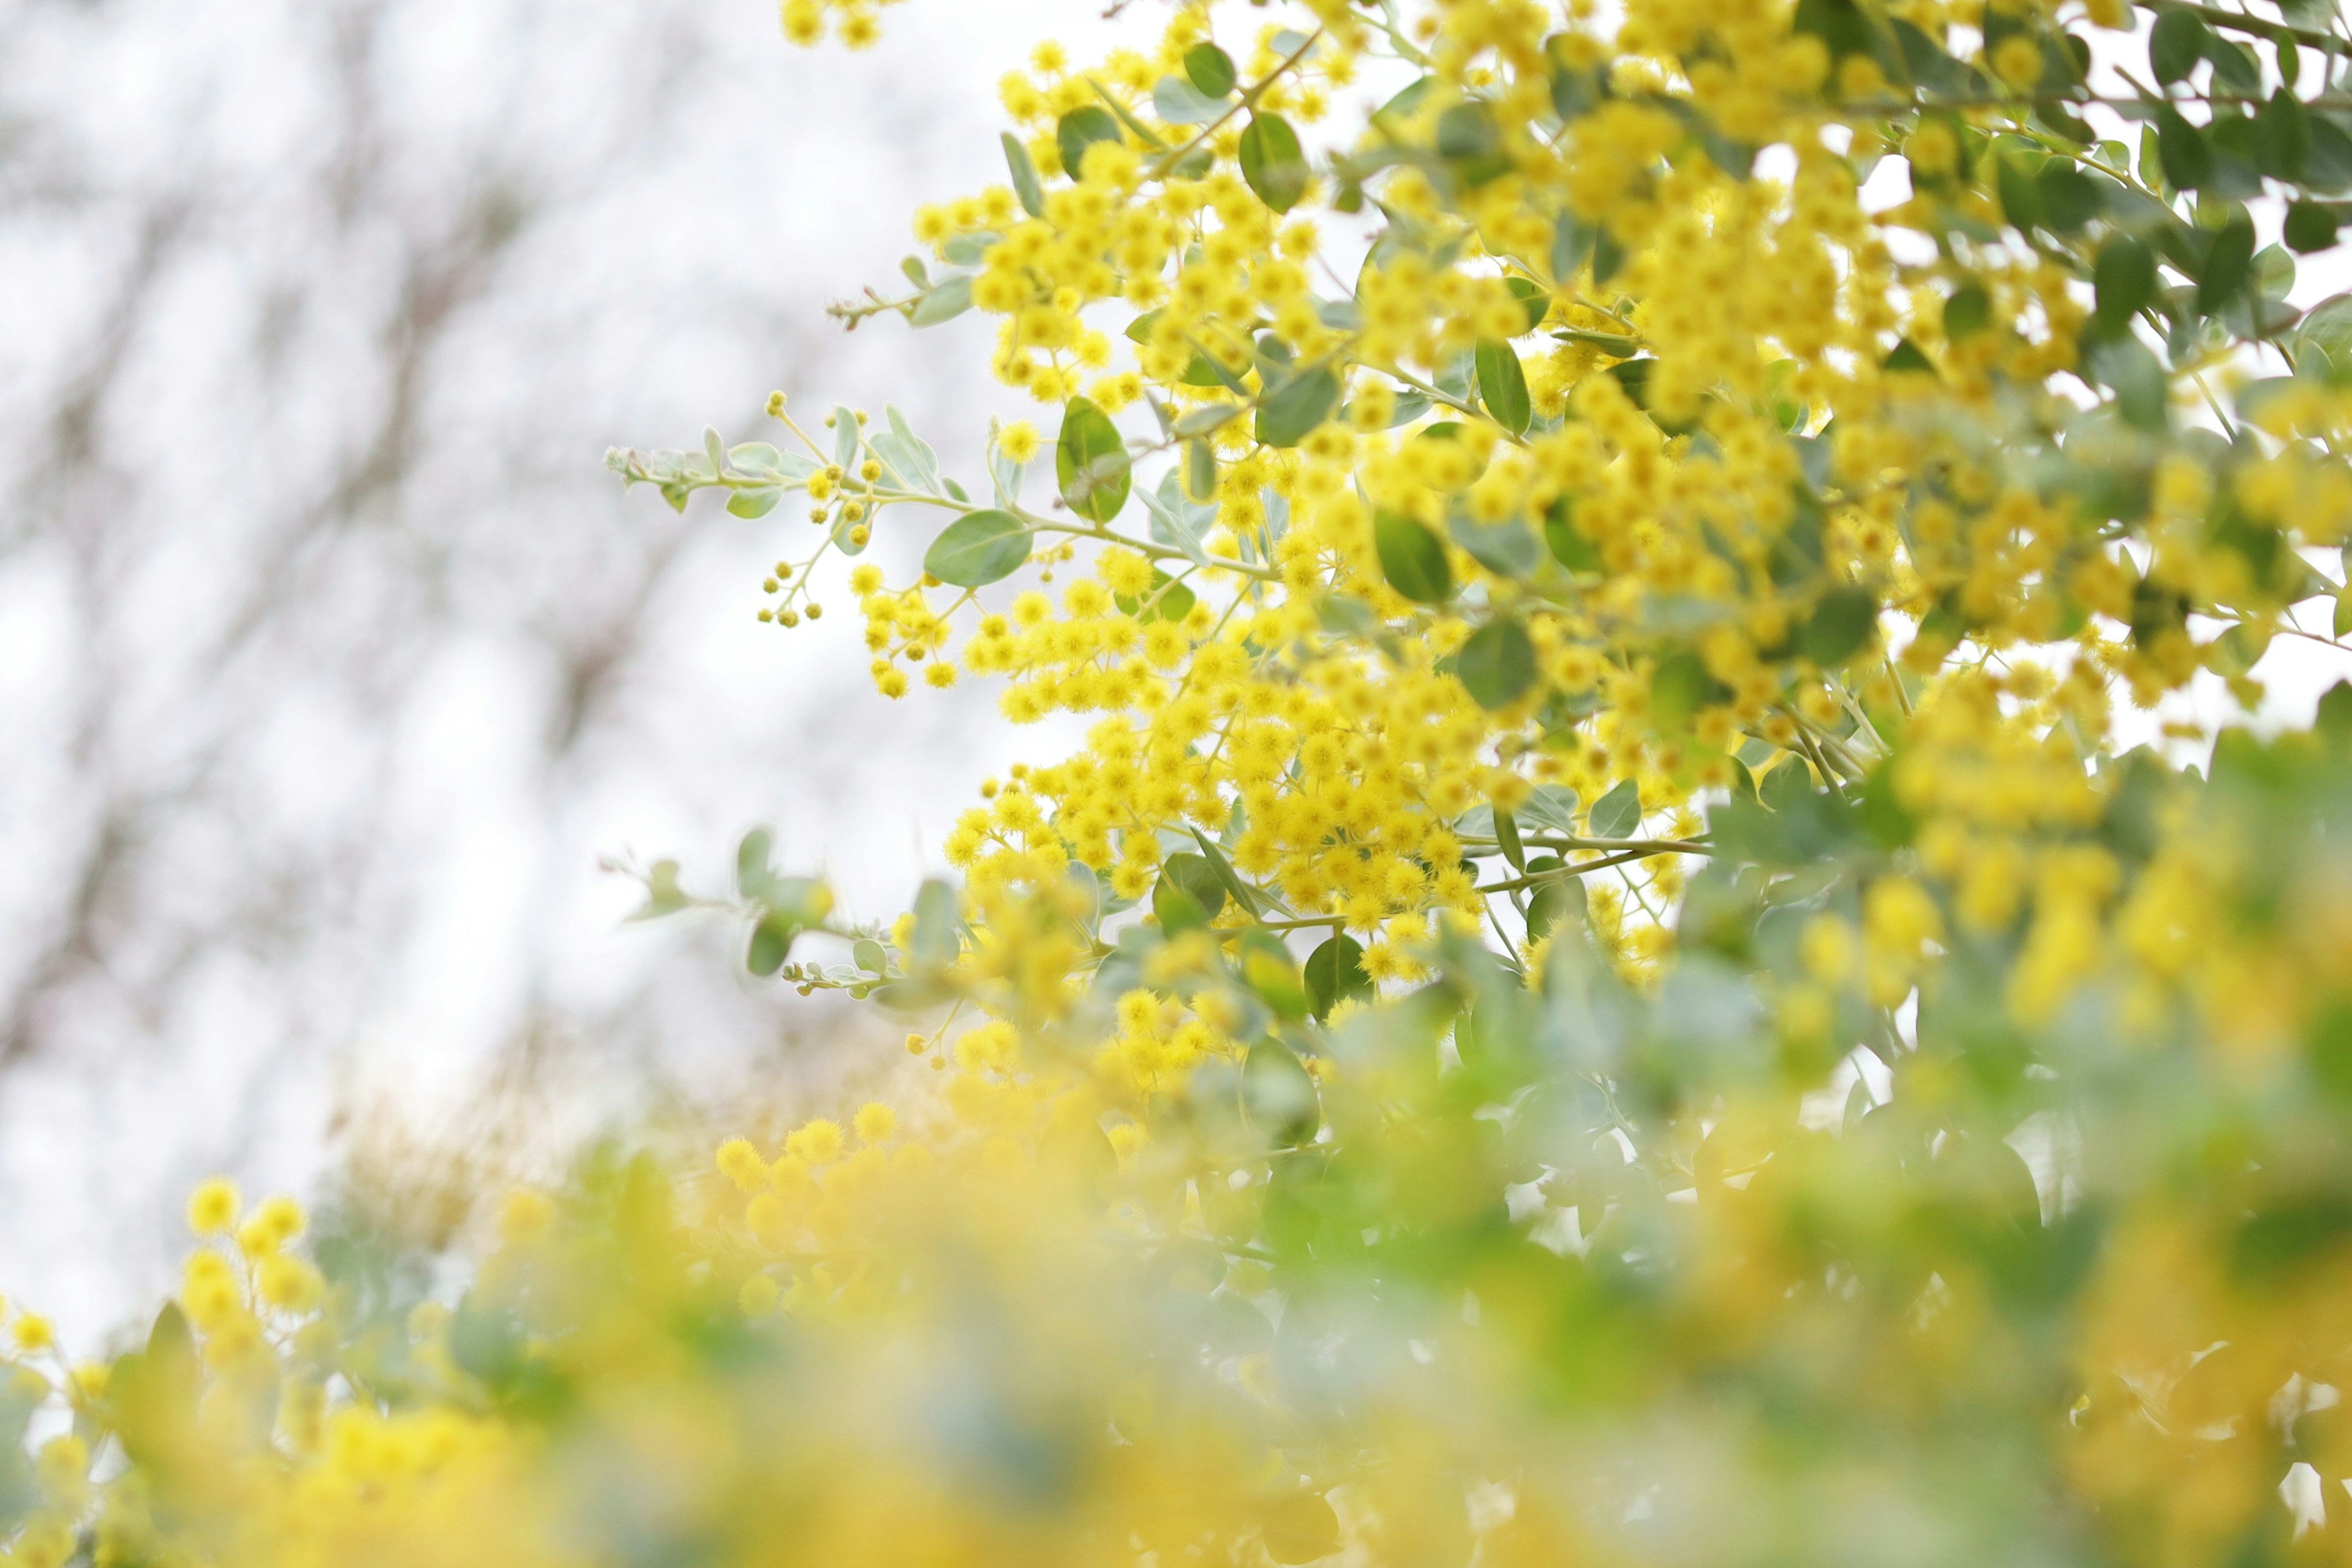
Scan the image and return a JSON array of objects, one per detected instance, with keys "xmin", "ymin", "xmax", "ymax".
[{"xmin": 12, "ymin": 0, "xmax": 2352, "ymax": 1562}]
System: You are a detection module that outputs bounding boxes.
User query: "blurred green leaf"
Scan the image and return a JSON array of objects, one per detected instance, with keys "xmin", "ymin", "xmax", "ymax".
[
  {"xmin": 1375, "ymin": 511, "xmax": 1453, "ymax": 603},
  {"xmin": 1238, "ymin": 114, "xmax": 1310, "ymax": 213}
]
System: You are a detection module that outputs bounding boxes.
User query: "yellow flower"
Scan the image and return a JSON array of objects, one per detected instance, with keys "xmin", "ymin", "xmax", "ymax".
[
  {"xmin": 186, "ymin": 1176, "xmax": 241, "ymax": 1237},
  {"xmin": 998, "ymin": 420, "xmax": 1043, "ymax": 464}
]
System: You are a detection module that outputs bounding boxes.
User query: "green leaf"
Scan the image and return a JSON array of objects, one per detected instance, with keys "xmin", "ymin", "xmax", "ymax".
[
  {"xmin": 2255, "ymin": 242, "xmax": 2295, "ymax": 301},
  {"xmin": 2157, "ymin": 105, "xmax": 2214, "ymax": 190},
  {"xmin": 2149, "ymin": 6, "xmax": 2209, "ymax": 86},
  {"xmin": 1544, "ymin": 496, "xmax": 1601, "ymax": 571},
  {"xmin": 1189, "ymin": 827, "xmax": 1265, "ymax": 916},
  {"xmin": 1117, "ymin": 568, "xmax": 1197, "ymax": 624},
  {"xmin": 912, "ymin": 879, "xmax": 959, "ymax": 970},
  {"xmin": 1056, "ymin": 397, "xmax": 1131, "ymax": 522},
  {"xmin": 1996, "ymin": 154, "xmax": 2043, "ymax": 231},
  {"xmin": 747, "ymin": 913, "xmax": 796, "ymax": 978},
  {"xmin": 1507, "ymin": 276, "xmax": 1550, "ymax": 333},
  {"xmin": 1588, "ymin": 777, "xmax": 1642, "ymax": 839},
  {"xmin": 831, "ymin": 405, "xmax": 861, "ymax": 470},
  {"xmin": 1436, "ymin": 101, "xmax": 1513, "ymax": 187},
  {"xmin": 2286, "ymin": 200, "xmax": 2342, "ymax": 254},
  {"xmin": 1525, "ymin": 876, "xmax": 1585, "ymax": 941},
  {"xmin": 2196, "ymin": 208, "xmax": 2256, "ymax": 314},
  {"xmin": 1450, "ymin": 515, "xmax": 1542, "ymax": 579},
  {"xmin": 1493, "ymin": 807, "xmax": 1526, "ymax": 870},
  {"xmin": 853, "ymin": 938, "xmax": 889, "ymax": 975},
  {"xmin": 1882, "ymin": 337, "xmax": 1937, "ymax": 376},
  {"xmin": 1238, "ymin": 113, "xmax": 1310, "ymax": 213},
  {"xmin": 923, "ymin": 509, "xmax": 1033, "ymax": 587},
  {"xmin": 1649, "ymin": 647, "xmax": 1714, "ymax": 729},
  {"xmin": 1056, "ymin": 106, "xmax": 1123, "ymax": 181},
  {"xmin": 2094, "ymin": 235, "xmax": 2157, "ymax": 334},
  {"xmin": 1256, "ymin": 365, "xmax": 1341, "ymax": 447},
  {"xmin": 1374, "ymin": 510, "xmax": 1453, "ymax": 603},
  {"xmin": 2256, "ymin": 89, "xmax": 2311, "ymax": 180},
  {"xmin": 726, "ymin": 487, "xmax": 783, "ymax": 519},
  {"xmin": 1153, "ymin": 853, "xmax": 1224, "ymax": 932},
  {"xmin": 1002, "ymin": 133, "xmax": 1045, "ymax": 218},
  {"xmin": 1153, "ymin": 75, "xmax": 1229, "ymax": 126},
  {"xmin": 1475, "ymin": 339, "xmax": 1532, "ymax": 434},
  {"xmin": 2337, "ymin": 591, "xmax": 2352, "ymax": 639},
  {"xmin": 1243, "ymin": 1038, "xmax": 1319, "ymax": 1145},
  {"xmin": 1239, "ymin": 932, "xmax": 1311, "ymax": 1023},
  {"xmin": 1304, "ymin": 935, "xmax": 1373, "ymax": 1019},
  {"xmin": 1944, "ymin": 283, "xmax": 1991, "ymax": 339},
  {"xmin": 1802, "ymin": 585, "xmax": 1879, "ymax": 666},
  {"xmin": 2035, "ymin": 161, "xmax": 2100, "ymax": 233},
  {"xmin": 2295, "ymin": 293, "xmax": 2352, "ymax": 385},
  {"xmin": 2204, "ymin": 34, "xmax": 2261, "ymax": 96},
  {"xmin": 1185, "ymin": 41, "xmax": 1237, "ymax": 98},
  {"xmin": 907, "ymin": 274, "xmax": 973, "ymax": 327},
  {"xmin": 2086, "ymin": 334, "xmax": 2169, "ymax": 430},
  {"xmin": 1520, "ymin": 783, "xmax": 1581, "ymax": 836},
  {"xmin": 1457, "ymin": 619, "xmax": 1536, "ymax": 709},
  {"xmin": 1186, "ymin": 437, "xmax": 1219, "ymax": 502},
  {"xmin": 737, "ymin": 827, "xmax": 775, "ymax": 899}
]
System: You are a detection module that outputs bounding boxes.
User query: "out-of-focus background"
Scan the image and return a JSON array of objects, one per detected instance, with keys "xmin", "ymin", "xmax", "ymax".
[
  {"xmin": 0, "ymin": 0, "xmax": 1139, "ymax": 1340},
  {"xmin": 5, "ymin": 0, "xmax": 2350, "ymax": 1348}
]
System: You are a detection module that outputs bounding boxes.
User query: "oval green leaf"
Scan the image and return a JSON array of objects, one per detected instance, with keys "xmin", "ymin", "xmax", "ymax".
[
  {"xmin": 2093, "ymin": 236, "xmax": 2155, "ymax": 334},
  {"xmin": 1588, "ymin": 777, "xmax": 1643, "ymax": 840},
  {"xmin": 1056, "ymin": 397, "xmax": 1131, "ymax": 523},
  {"xmin": 1374, "ymin": 510, "xmax": 1453, "ymax": 604},
  {"xmin": 1243, "ymin": 1037, "xmax": 1319, "ymax": 1145},
  {"xmin": 1238, "ymin": 930, "xmax": 1310, "ymax": 1021},
  {"xmin": 747, "ymin": 912, "xmax": 796, "ymax": 978},
  {"xmin": 1055, "ymin": 106, "xmax": 1123, "ymax": 181},
  {"xmin": 1256, "ymin": 365, "xmax": 1340, "ymax": 447},
  {"xmin": 1238, "ymin": 113, "xmax": 1310, "ymax": 214},
  {"xmin": 1185, "ymin": 41, "xmax": 1237, "ymax": 99},
  {"xmin": 1802, "ymin": 584, "xmax": 1880, "ymax": 666},
  {"xmin": 1457, "ymin": 619, "xmax": 1536, "ymax": 710},
  {"xmin": 1475, "ymin": 339, "xmax": 1532, "ymax": 435},
  {"xmin": 924, "ymin": 509, "xmax": 1033, "ymax": 587},
  {"xmin": 1304, "ymin": 935, "xmax": 1373, "ymax": 1020},
  {"xmin": 1001, "ymin": 132, "xmax": 1045, "ymax": 218}
]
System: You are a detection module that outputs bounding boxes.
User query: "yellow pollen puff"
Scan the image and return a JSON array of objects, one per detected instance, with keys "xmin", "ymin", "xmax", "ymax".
[
  {"xmin": 717, "ymin": 1138, "xmax": 769, "ymax": 1194},
  {"xmin": 785, "ymin": 1118, "xmax": 845, "ymax": 1165},
  {"xmin": 187, "ymin": 1176, "xmax": 241, "ymax": 1237}
]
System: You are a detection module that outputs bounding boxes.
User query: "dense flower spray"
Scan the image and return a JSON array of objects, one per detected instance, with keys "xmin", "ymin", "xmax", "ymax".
[{"xmin": 13, "ymin": 0, "xmax": 2352, "ymax": 1562}]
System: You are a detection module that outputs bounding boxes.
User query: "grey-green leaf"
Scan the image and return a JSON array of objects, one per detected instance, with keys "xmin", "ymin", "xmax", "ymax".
[
  {"xmin": 924, "ymin": 509, "xmax": 1033, "ymax": 587},
  {"xmin": 912, "ymin": 878, "xmax": 959, "ymax": 970},
  {"xmin": 1520, "ymin": 783, "xmax": 1581, "ymax": 837},
  {"xmin": 1256, "ymin": 366, "xmax": 1340, "ymax": 447},
  {"xmin": 1588, "ymin": 777, "xmax": 1643, "ymax": 839},
  {"xmin": 908, "ymin": 274, "xmax": 973, "ymax": 326},
  {"xmin": 1153, "ymin": 75, "xmax": 1230, "ymax": 126}
]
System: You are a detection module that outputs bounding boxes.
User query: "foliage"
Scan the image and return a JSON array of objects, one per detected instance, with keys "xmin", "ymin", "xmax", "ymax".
[{"xmin": 16, "ymin": 0, "xmax": 2352, "ymax": 1562}]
